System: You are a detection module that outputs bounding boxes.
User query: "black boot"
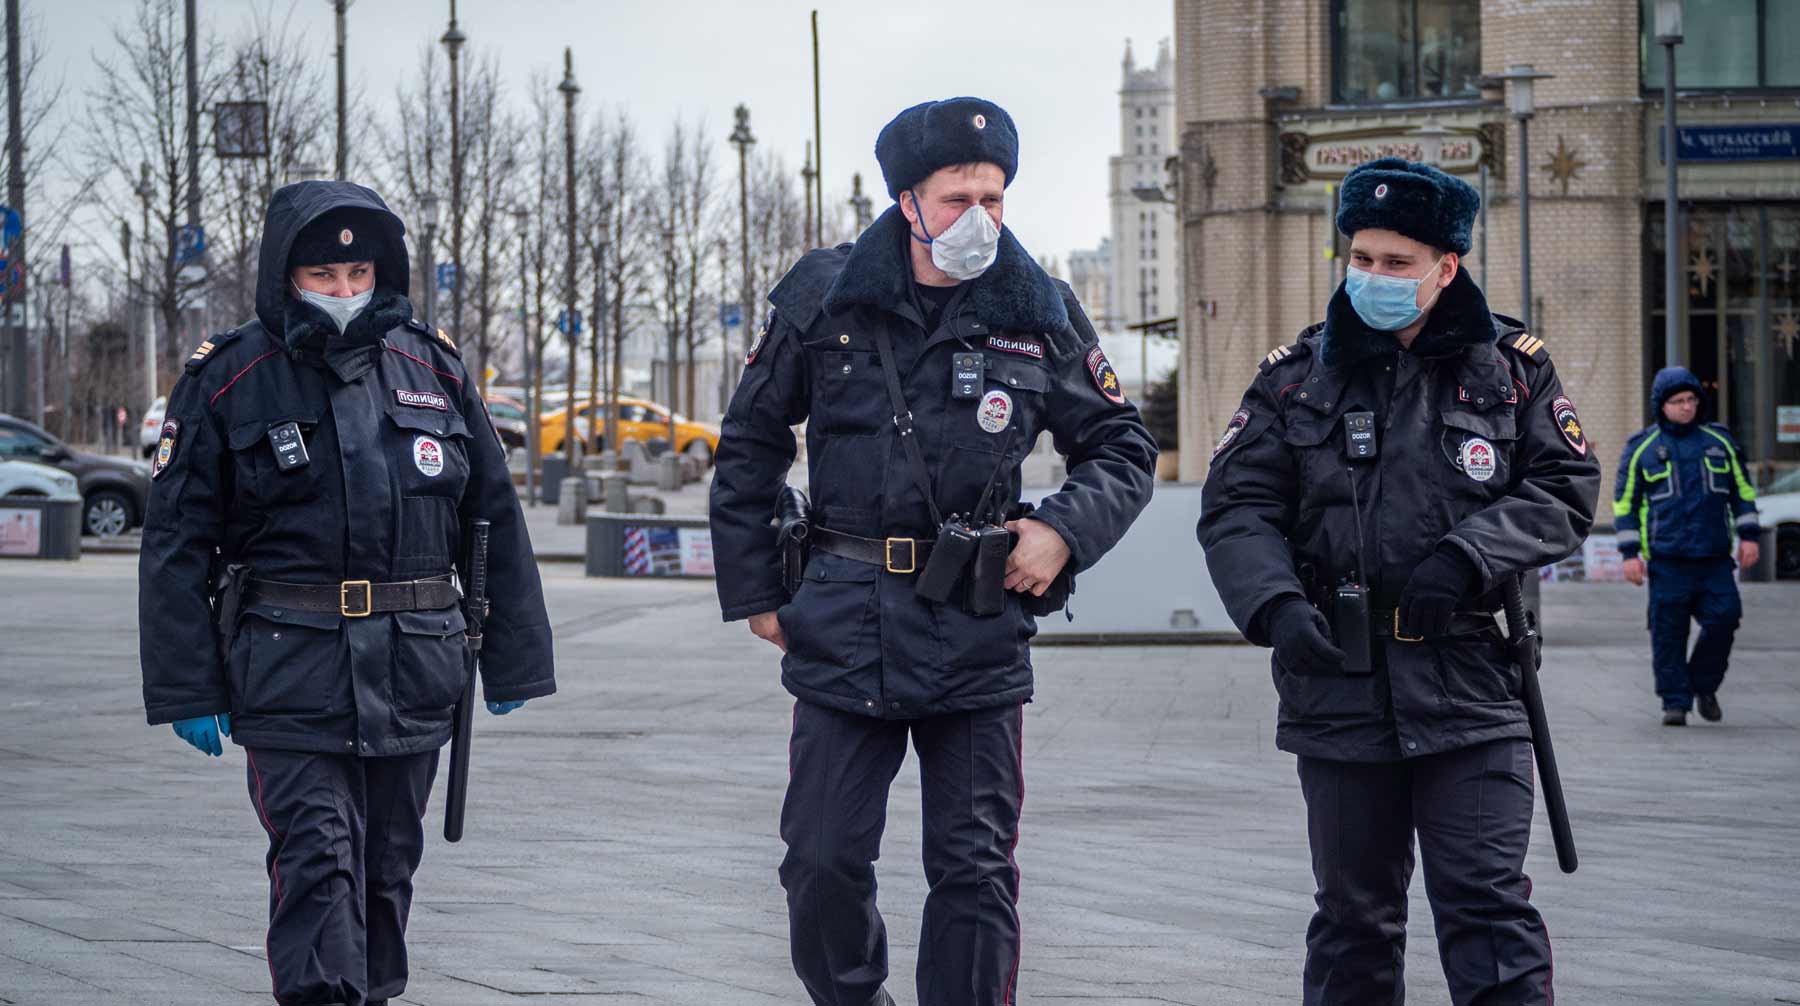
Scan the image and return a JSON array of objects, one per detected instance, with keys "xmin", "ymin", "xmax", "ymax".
[
  {"xmin": 1662, "ymin": 708, "xmax": 1688, "ymax": 726},
  {"xmin": 1698, "ymin": 694, "xmax": 1722, "ymax": 722}
]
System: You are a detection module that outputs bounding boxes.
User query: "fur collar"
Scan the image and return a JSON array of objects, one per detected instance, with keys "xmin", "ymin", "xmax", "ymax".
[
  {"xmin": 1319, "ymin": 266, "xmax": 1497, "ymax": 371},
  {"xmin": 820, "ymin": 204, "xmax": 1069, "ymax": 336},
  {"xmin": 283, "ymin": 288, "xmax": 416, "ymax": 383}
]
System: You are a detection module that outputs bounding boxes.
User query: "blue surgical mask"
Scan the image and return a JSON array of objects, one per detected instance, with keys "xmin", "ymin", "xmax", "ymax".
[
  {"xmin": 293, "ymin": 283, "xmax": 374, "ymax": 334},
  {"xmin": 1345, "ymin": 256, "xmax": 1446, "ymax": 332}
]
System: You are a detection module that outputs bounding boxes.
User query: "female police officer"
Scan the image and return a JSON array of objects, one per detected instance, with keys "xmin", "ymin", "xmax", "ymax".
[{"xmin": 139, "ymin": 180, "xmax": 554, "ymax": 1006}]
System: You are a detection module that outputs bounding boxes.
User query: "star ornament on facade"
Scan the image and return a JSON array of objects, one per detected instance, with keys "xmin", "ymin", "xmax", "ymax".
[
  {"xmin": 1775, "ymin": 311, "xmax": 1800, "ymax": 358},
  {"xmin": 1689, "ymin": 248, "xmax": 1719, "ymax": 297},
  {"xmin": 1542, "ymin": 136, "xmax": 1587, "ymax": 196}
]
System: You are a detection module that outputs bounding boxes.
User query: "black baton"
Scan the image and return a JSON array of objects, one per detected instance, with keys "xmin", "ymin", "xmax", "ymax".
[
  {"xmin": 444, "ymin": 518, "xmax": 490, "ymax": 843},
  {"xmin": 1502, "ymin": 573, "xmax": 1577, "ymax": 874}
]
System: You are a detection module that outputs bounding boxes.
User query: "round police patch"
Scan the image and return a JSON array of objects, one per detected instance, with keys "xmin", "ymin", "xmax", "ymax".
[
  {"xmin": 151, "ymin": 419, "xmax": 179, "ymax": 479},
  {"xmin": 1552, "ymin": 394, "xmax": 1587, "ymax": 457},
  {"xmin": 1374, "ymin": 183, "xmax": 1389, "ymax": 199},
  {"xmin": 1459, "ymin": 436, "xmax": 1497, "ymax": 483},
  {"xmin": 413, "ymin": 435, "xmax": 444, "ymax": 477},
  {"xmin": 338, "ymin": 228, "xmax": 354, "ymax": 246},
  {"xmin": 978, "ymin": 389, "xmax": 1013, "ymax": 434},
  {"xmin": 1086, "ymin": 346, "xmax": 1126, "ymax": 405}
]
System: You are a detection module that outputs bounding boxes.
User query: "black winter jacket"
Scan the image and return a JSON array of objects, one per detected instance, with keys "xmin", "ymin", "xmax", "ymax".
[
  {"xmin": 710, "ymin": 205, "xmax": 1157, "ymax": 719},
  {"xmin": 139, "ymin": 181, "xmax": 554, "ymax": 755},
  {"xmin": 1197, "ymin": 269, "xmax": 1598, "ymax": 761}
]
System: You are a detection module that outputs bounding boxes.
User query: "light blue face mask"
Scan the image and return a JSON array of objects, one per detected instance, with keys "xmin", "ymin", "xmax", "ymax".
[
  {"xmin": 1345, "ymin": 256, "xmax": 1445, "ymax": 332},
  {"xmin": 293, "ymin": 283, "xmax": 374, "ymax": 334}
]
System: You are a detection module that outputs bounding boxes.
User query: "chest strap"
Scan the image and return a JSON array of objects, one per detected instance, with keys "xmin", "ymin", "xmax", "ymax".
[{"xmin": 246, "ymin": 574, "xmax": 459, "ymax": 618}]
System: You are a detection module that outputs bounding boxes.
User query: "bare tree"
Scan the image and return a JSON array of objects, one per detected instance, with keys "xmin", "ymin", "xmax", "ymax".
[
  {"xmin": 83, "ymin": 0, "xmax": 222, "ymax": 378},
  {"xmin": 672, "ymin": 117, "xmax": 718, "ymax": 419},
  {"xmin": 209, "ymin": 3, "xmax": 331, "ymax": 325},
  {"xmin": 597, "ymin": 109, "xmax": 648, "ymax": 455},
  {"xmin": 386, "ymin": 44, "xmax": 447, "ymax": 315},
  {"xmin": 747, "ymin": 149, "xmax": 809, "ymax": 314}
]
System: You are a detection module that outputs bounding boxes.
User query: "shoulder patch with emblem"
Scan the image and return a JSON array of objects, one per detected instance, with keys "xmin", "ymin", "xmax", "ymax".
[
  {"xmin": 1086, "ymin": 346, "xmax": 1126, "ymax": 405},
  {"xmin": 1505, "ymin": 331, "xmax": 1549, "ymax": 363},
  {"xmin": 745, "ymin": 324, "xmax": 768, "ymax": 366},
  {"xmin": 1551, "ymin": 394, "xmax": 1587, "ymax": 457},
  {"xmin": 151, "ymin": 419, "xmax": 180, "ymax": 478},
  {"xmin": 1212, "ymin": 408, "xmax": 1251, "ymax": 462},
  {"xmin": 1258, "ymin": 339, "xmax": 1314, "ymax": 374},
  {"xmin": 184, "ymin": 328, "xmax": 242, "ymax": 373}
]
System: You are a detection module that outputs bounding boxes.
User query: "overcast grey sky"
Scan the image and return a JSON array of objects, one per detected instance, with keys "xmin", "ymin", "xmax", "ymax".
[{"xmin": 31, "ymin": 0, "xmax": 1174, "ymax": 272}]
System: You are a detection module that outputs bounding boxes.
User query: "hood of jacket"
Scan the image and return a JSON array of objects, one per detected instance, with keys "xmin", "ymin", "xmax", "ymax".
[
  {"xmin": 1651, "ymin": 365, "xmax": 1705, "ymax": 435},
  {"xmin": 255, "ymin": 180, "xmax": 411, "ymax": 341}
]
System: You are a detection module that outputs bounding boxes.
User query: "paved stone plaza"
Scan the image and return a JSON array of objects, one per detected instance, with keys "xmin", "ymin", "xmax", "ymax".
[{"xmin": 1, "ymin": 555, "xmax": 1797, "ymax": 1004}]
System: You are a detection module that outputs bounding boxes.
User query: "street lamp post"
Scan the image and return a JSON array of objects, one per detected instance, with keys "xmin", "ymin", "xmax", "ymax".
[
  {"xmin": 135, "ymin": 161, "xmax": 155, "ymax": 412},
  {"xmin": 800, "ymin": 142, "xmax": 816, "ymax": 249},
  {"xmin": 441, "ymin": 1, "xmax": 466, "ymax": 347},
  {"xmin": 592, "ymin": 229, "xmax": 608, "ymax": 454},
  {"xmin": 511, "ymin": 206, "xmax": 536, "ymax": 506},
  {"xmin": 729, "ymin": 105, "xmax": 756, "ymax": 366},
  {"xmin": 849, "ymin": 172, "xmax": 872, "ymax": 234},
  {"xmin": 1656, "ymin": 0, "xmax": 1685, "ymax": 367},
  {"xmin": 662, "ymin": 224, "xmax": 678, "ymax": 452},
  {"xmin": 420, "ymin": 191, "xmax": 441, "ymax": 329},
  {"xmin": 717, "ymin": 236, "xmax": 731, "ymax": 413},
  {"xmin": 558, "ymin": 48, "xmax": 580, "ymax": 474},
  {"xmin": 1494, "ymin": 64, "xmax": 1555, "ymax": 332},
  {"xmin": 330, "ymin": 0, "xmax": 352, "ymax": 178}
]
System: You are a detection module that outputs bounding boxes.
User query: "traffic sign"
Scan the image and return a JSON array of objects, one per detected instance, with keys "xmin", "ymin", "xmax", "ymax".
[
  {"xmin": 720, "ymin": 303, "xmax": 743, "ymax": 328},
  {"xmin": 0, "ymin": 206, "xmax": 20, "ymax": 298},
  {"xmin": 557, "ymin": 309, "xmax": 583, "ymax": 337},
  {"xmin": 436, "ymin": 262, "xmax": 458, "ymax": 293},
  {"xmin": 175, "ymin": 224, "xmax": 206, "ymax": 264}
]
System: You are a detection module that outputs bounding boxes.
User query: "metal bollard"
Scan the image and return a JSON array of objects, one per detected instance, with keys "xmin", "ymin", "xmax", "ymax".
[
  {"xmin": 556, "ymin": 477, "xmax": 588, "ymax": 525},
  {"xmin": 603, "ymin": 473, "xmax": 630, "ymax": 513},
  {"xmin": 656, "ymin": 453, "xmax": 683, "ymax": 492}
]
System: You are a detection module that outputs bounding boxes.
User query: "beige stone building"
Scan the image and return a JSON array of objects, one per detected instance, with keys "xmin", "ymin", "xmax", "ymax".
[{"xmin": 1173, "ymin": 0, "xmax": 1800, "ymax": 526}]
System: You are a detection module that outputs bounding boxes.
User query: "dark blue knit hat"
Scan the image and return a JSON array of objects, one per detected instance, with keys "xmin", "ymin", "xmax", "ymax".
[
  {"xmin": 875, "ymin": 97, "xmax": 1018, "ymax": 200},
  {"xmin": 1336, "ymin": 157, "xmax": 1480, "ymax": 255}
]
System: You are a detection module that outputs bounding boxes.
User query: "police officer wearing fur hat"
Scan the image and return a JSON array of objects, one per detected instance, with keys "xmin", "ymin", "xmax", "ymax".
[
  {"xmin": 1197, "ymin": 158, "xmax": 1598, "ymax": 1005},
  {"xmin": 710, "ymin": 97, "xmax": 1155, "ymax": 1006},
  {"xmin": 139, "ymin": 180, "xmax": 554, "ymax": 1006}
]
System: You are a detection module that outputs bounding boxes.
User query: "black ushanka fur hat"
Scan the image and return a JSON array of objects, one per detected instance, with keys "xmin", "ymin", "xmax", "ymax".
[
  {"xmin": 876, "ymin": 97, "xmax": 1018, "ymax": 199},
  {"xmin": 1335, "ymin": 157, "xmax": 1480, "ymax": 255}
]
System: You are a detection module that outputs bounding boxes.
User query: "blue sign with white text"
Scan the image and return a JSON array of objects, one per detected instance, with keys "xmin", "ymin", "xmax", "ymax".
[
  {"xmin": 720, "ymin": 303, "xmax": 742, "ymax": 328},
  {"xmin": 436, "ymin": 262, "xmax": 458, "ymax": 292},
  {"xmin": 1662, "ymin": 125, "xmax": 1800, "ymax": 163},
  {"xmin": 175, "ymin": 224, "xmax": 206, "ymax": 264}
]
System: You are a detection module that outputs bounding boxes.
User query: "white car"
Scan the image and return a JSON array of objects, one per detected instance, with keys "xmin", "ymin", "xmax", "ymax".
[
  {"xmin": 139, "ymin": 396, "xmax": 166, "ymax": 458},
  {"xmin": 1755, "ymin": 469, "xmax": 1800, "ymax": 580},
  {"xmin": 0, "ymin": 458, "xmax": 81, "ymax": 500}
]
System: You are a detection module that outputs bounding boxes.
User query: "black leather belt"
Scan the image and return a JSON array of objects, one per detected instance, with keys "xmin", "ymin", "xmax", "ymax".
[
  {"xmin": 1373, "ymin": 608, "xmax": 1501, "ymax": 642},
  {"xmin": 812, "ymin": 527, "xmax": 934, "ymax": 575},
  {"xmin": 245, "ymin": 575, "xmax": 460, "ymax": 618}
]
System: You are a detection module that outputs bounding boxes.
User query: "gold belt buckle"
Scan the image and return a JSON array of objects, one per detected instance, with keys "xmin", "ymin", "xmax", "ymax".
[
  {"xmin": 1393, "ymin": 609, "xmax": 1424, "ymax": 643},
  {"xmin": 884, "ymin": 537, "xmax": 917, "ymax": 575},
  {"xmin": 340, "ymin": 579, "xmax": 373, "ymax": 618}
]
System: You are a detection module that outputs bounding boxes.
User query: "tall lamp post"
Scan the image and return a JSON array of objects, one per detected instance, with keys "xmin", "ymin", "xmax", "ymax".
[
  {"xmin": 420, "ymin": 191, "xmax": 441, "ymax": 329},
  {"xmin": 1493, "ymin": 64, "xmax": 1554, "ymax": 332},
  {"xmin": 558, "ymin": 48, "xmax": 580, "ymax": 474},
  {"xmin": 329, "ymin": 0, "xmax": 352, "ymax": 178},
  {"xmin": 729, "ymin": 105, "xmax": 756, "ymax": 364},
  {"xmin": 849, "ymin": 172, "xmax": 872, "ymax": 233},
  {"xmin": 511, "ymin": 206, "xmax": 536, "ymax": 506},
  {"xmin": 441, "ymin": 2, "xmax": 466, "ymax": 345},
  {"xmin": 1655, "ymin": 0, "xmax": 1684, "ymax": 367},
  {"xmin": 661, "ymin": 224, "xmax": 678, "ymax": 451},
  {"xmin": 135, "ymin": 161, "xmax": 155, "ymax": 411}
]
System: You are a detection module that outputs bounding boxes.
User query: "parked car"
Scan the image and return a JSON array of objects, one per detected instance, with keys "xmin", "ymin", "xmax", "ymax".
[
  {"xmin": 1756, "ymin": 468, "xmax": 1800, "ymax": 580},
  {"xmin": 0, "ymin": 458, "xmax": 81, "ymax": 499},
  {"xmin": 139, "ymin": 396, "xmax": 167, "ymax": 458},
  {"xmin": 482, "ymin": 394, "xmax": 530, "ymax": 451},
  {"xmin": 538, "ymin": 396, "xmax": 721, "ymax": 464},
  {"xmin": 0, "ymin": 414, "xmax": 152, "ymax": 537}
]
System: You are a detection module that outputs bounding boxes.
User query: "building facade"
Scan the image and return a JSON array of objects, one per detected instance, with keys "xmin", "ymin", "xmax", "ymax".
[
  {"xmin": 1173, "ymin": 0, "xmax": 1800, "ymax": 517},
  {"xmin": 1110, "ymin": 39, "xmax": 1183, "ymax": 332}
]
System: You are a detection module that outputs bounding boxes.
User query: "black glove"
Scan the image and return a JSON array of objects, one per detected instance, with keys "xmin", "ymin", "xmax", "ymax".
[
  {"xmin": 1398, "ymin": 546, "xmax": 1480, "ymax": 640},
  {"xmin": 1266, "ymin": 597, "xmax": 1347, "ymax": 677}
]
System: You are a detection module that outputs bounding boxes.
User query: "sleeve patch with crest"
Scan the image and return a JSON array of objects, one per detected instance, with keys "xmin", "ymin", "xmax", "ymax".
[
  {"xmin": 1552, "ymin": 394, "xmax": 1587, "ymax": 456},
  {"xmin": 1086, "ymin": 346, "xmax": 1126, "ymax": 405},
  {"xmin": 152, "ymin": 419, "xmax": 180, "ymax": 478},
  {"xmin": 1213, "ymin": 408, "xmax": 1251, "ymax": 462},
  {"xmin": 987, "ymin": 335, "xmax": 1045, "ymax": 360},
  {"xmin": 745, "ymin": 324, "xmax": 768, "ymax": 366}
]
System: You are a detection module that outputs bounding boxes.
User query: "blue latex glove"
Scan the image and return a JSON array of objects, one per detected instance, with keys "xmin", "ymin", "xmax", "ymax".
[
  {"xmin": 172, "ymin": 714, "xmax": 231, "ymax": 757},
  {"xmin": 486, "ymin": 700, "xmax": 525, "ymax": 716}
]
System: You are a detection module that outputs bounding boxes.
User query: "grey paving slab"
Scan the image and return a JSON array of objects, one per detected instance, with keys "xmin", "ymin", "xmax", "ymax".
[{"xmin": 2, "ymin": 555, "xmax": 1799, "ymax": 1004}]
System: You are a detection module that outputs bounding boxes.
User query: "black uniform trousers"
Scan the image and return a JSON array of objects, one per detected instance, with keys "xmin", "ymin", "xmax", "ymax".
[
  {"xmin": 1297, "ymin": 738, "xmax": 1553, "ymax": 1006},
  {"xmin": 780, "ymin": 700, "xmax": 1025, "ymax": 1006},
  {"xmin": 245, "ymin": 747, "xmax": 438, "ymax": 1006}
]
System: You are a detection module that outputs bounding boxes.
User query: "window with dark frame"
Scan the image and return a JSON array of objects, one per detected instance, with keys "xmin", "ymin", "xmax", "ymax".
[
  {"xmin": 1640, "ymin": 0, "xmax": 1800, "ymax": 90},
  {"xmin": 1332, "ymin": 0, "xmax": 1482, "ymax": 104}
]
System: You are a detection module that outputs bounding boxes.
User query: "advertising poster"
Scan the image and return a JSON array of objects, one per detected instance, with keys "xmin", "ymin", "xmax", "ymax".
[{"xmin": 0, "ymin": 508, "xmax": 42, "ymax": 557}]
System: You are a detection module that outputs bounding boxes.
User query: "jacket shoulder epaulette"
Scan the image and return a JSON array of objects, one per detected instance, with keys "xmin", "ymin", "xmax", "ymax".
[
  {"xmin": 1259, "ymin": 333, "xmax": 1317, "ymax": 374},
  {"xmin": 1501, "ymin": 329, "xmax": 1549, "ymax": 364},
  {"xmin": 402, "ymin": 316, "xmax": 462, "ymax": 357},
  {"xmin": 184, "ymin": 327, "xmax": 245, "ymax": 373}
]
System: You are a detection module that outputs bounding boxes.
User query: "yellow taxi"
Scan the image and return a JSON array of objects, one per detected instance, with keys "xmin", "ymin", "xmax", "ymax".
[{"xmin": 538, "ymin": 395, "xmax": 721, "ymax": 463}]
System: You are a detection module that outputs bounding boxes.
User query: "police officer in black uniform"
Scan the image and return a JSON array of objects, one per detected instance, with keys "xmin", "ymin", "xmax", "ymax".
[
  {"xmin": 1197, "ymin": 158, "xmax": 1598, "ymax": 1005},
  {"xmin": 710, "ymin": 97, "xmax": 1156, "ymax": 1006},
  {"xmin": 139, "ymin": 180, "xmax": 555, "ymax": 1006}
]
